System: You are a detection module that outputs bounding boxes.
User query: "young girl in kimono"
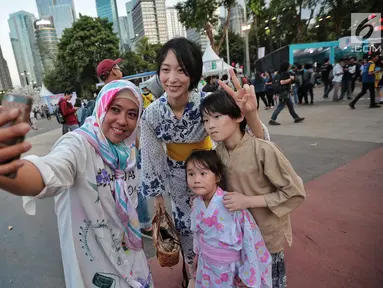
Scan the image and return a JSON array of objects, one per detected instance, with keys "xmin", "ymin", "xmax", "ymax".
[
  {"xmin": 0, "ymin": 80, "xmax": 153, "ymax": 288},
  {"xmin": 200, "ymin": 88, "xmax": 306, "ymax": 288},
  {"xmin": 186, "ymin": 150, "xmax": 272, "ymax": 288}
]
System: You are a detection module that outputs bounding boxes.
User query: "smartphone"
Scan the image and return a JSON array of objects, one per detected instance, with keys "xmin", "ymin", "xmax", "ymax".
[{"xmin": 0, "ymin": 93, "xmax": 33, "ymax": 178}]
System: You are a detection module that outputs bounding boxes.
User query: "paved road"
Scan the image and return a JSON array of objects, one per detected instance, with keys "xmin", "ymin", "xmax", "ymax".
[{"xmin": 1, "ymin": 88, "xmax": 382, "ymax": 287}]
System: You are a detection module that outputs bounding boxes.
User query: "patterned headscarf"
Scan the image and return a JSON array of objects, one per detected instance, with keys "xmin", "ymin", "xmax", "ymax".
[{"xmin": 75, "ymin": 80, "xmax": 143, "ymax": 250}]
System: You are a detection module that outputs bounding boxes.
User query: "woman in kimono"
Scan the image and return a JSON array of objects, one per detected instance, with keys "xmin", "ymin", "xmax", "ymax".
[
  {"xmin": 186, "ymin": 150, "xmax": 272, "ymax": 288},
  {"xmin": 0, "ymin": 80, "xmax": 153, "ymax": 288},
  {"xmin": 140, "ymin": 37, "xmax": 269, "ymax": 278}
]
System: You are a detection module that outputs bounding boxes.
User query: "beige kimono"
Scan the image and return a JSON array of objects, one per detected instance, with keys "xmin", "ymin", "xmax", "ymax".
[{"xmin": 216, "ymin": 132, "xmax": 306, "ymax": 254}]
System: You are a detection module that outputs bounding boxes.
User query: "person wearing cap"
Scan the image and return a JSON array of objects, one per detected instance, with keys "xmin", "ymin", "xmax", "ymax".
[
  {"xmin": 0, "ymin": 80, "xmax": 153, "ymax": 287},
  {"xmin": 96, "ymin": 58, "xmax": 123, "ymax": 84}
]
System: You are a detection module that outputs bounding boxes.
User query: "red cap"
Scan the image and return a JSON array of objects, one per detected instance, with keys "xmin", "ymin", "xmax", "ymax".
[{"xmin": 96, "ymin": 58, "xmax": 122, "ymax": 77}]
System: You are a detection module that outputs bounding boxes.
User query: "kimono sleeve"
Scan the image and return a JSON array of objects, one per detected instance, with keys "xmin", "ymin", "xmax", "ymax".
[
  {"xmin": 139, "ymin": 108, "xmax": 168, "ymax": 197},
  {"xmin": 262, "ymin": 142, "xmax": 306, "ymax": 218},
  {"xmin": 236, "ymin": 210, "xmax": 272, "ymax": 288},
  {"xmin": 22, "ymin": 133, "xmax": 87, "ymax": 215}
]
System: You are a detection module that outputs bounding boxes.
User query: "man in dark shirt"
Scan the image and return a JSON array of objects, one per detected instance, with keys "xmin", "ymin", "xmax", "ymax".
[
  {"xmin": 320, "ymin": 58, "xmax": 333, "ymax": 98},
  {"xmin": 340, "ymin": 59, "xmax": 353, "ymax": 100},
  {"xmin": 269, "ymin": 61, "xmax": 305, "ymax": 125}
]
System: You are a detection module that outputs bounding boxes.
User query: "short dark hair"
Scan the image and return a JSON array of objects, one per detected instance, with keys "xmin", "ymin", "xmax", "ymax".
[
  {"xmin": 156, "ymin": 37, "xmax": 202, "ymax": 91},
  {"xmin": 185, "ymin": 149, "xmax": 227, "ymax": 190},
  {"xmin": 279, "ymin": 61, "xmax": 290, "ymax": 73},
  {"xmin": 64, "ymin": 91, "xmax": 72, "ymax": 95},
  {"xmin": 200, "ymin": 89, "xmax": 247, "ymax": 131},
  {"xmin": 324, "ymin": 58, "xmax": 329, "ymax": 63},
  {"xmin": 221, "ymin": 74, "xmax": 228, "ymax": 81}
]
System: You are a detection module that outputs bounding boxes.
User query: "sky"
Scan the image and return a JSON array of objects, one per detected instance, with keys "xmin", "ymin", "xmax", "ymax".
[{"xmin": 0, "ymin": 0, "xmax": 180, "ymax": 87}]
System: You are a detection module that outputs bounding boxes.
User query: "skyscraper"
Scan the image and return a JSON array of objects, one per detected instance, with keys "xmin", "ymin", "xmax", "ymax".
[
  {"xmin": 186, "ymin": 28, "xmax": 209, "ymax": 52},
  {"xmin": 119, "ymin": 16, "xmax": 130, "ymax": 51},
  {"xmin": 229, "ymin": 4, "xmax": 244, "ymax": 35},
  {"xmin": 166, "ymin": 7, "xmax": 186, "ymax": 40},
  {"xmin": 35, "ymin": 18, "xmax": 58, "ymax": 72},
  {"xmin": 96, "ymin": 0, "xmax": 121, "ymax": 39},
  {"xmin": 8, "ymin": 11, "xmax": 44, "ymax": 86},
  {"xmin": 49, "ymin": 4, "xmax": 75, "ymax": 38},
  {"xmin": 132, "ymin": 0, "xmax": 168, "ymax": 45},
  {"xmin": 0, "ymin": 45, "xmax": 13, "ymax": 90},
  {"xmin": 35, "ymin": 0, "xmax": 76, "ymax": 39},
  {"xmin": 126, "ymin": 1, "xmax": 137, "ymax": 46}
]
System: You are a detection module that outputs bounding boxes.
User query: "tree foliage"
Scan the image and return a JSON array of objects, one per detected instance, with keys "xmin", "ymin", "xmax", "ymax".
[
  {"xmin": 44, "ymin": 15, "xmax": 120, "ymax": 98},
  {"xmin": 216, "ymin": 29, "xmax": 244, "ymax": 66},
  {"xmin": 176, "ymin": 0, "xmax": 236, "ymax": 53}
]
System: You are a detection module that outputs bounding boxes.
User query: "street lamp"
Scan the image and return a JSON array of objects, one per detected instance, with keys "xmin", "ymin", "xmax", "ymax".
[
  {"xmin": 20, "ymin": 70, "xmax": 30, "ymax": 86},
  {"xmin": 242, "ymin": 4, "xmax": 252, "ymax": 77}
]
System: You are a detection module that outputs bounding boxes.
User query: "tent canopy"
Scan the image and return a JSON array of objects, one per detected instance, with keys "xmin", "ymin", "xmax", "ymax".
[
  {"xmin": 40, "ymin": 83, "xmax": 54, "ymax": 97},
  {"xmin": 202, "ymin": 44, "xmax": 220, "ymax": 62}
]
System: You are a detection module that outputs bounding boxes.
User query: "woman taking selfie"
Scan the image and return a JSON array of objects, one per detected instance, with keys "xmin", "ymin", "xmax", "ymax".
[{"xmin": 0, "ymin": 81, "xmax": 153, "ymax": 288}]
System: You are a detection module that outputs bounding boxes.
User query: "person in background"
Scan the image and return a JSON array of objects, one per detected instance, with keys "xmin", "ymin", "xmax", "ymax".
[
  {"xmin": 59, "ymin": 92, "xmax": 79, "ymax": 135},
  {"xmin": 142, "ymin": 75, "xmax": 165, "ymax": 100},
  {"xmin": 349, "ymin": 53, "xmax": 381, "ymax": 109},
  {"xmin": 202, "ymin": 76, "xmax": 219, "ymax": 93},
  {"xmin": 141, "ymin": 87, "xmax": 154, "ymax": 109},
  {"xmin": 269, "ymin": 61, "xmax": 305, "ymax": 125},
  {"xmin": 272, "ymin": 71, "xmax": 280, "ymax": 106},
  {"xmin": 349, "ymin": 57, "xmax": 358, "ymax": 94},
  {"xmin": 320, "ymin": 58, "xmax": 333, "ymax": 98},
  {"xmin": 44, "ymin": 105, "xmax": 51, "ymax": 121},
  {"xmin": 332, "ymin": 58, "xmax": 344, "ymax": 102},
  {"xmin": 291, "ymin": 66, "xmax": 299, "ymax": 104},
  {"xmin": 340, "ymin": 58, "xmax": 353, "ymax": 100},
  {"xmin": 296, "ymin": 64, "xmax": 307, "ymax": 104},
  {"xmin": 265, "ymin": 71, "xmax": 275, "ymax": 108},
  {"xmin": 303, "ymin": 63, "xmax": 315, "ymax": 104},
  {"xmin": 220, "ymin": 74, "xmax": 234, "ymax": 90},
  {"xmin": 253, "ymin": 71, "xmax": 268, "ymax": 109},
  {"xmin": 97, "ymin": 58, "xmax": 123, "ymax": 85}
]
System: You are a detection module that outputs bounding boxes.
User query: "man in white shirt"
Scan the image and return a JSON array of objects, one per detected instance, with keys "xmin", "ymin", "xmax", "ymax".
[{"xmin": 332, "ymin": 58, "xmax": 344, "ymax": 101}]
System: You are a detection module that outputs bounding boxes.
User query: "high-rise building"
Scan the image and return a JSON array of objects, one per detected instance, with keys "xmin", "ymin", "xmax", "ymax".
[
  {"xmin": 0, "ymin": 45, "xmax": 13, "ymax": 90},
  {"xmin": 119, "ymin": 16, "xmax": 130, "ymax": 51},
  {"xmin": 132, "ymin": 0, "xmax": 168, "ymax": 45},
  {"xmin": 186, "ymin": 28, "xmax": 209, "ymax": 52},
  {"xmin": 229, "ymin": 4, "xmax": 244, "ymax": 35},
  {"xmin": 126, "ymin": 1, "xmax": 137, "ymax": 46},
  {"xmin": 35, "ymin": 18, "xmax": 58, "ymax": 72},
  {"xmin": 8, "ymin": 11, "xmax": 44, "ymax": 87},
  {"xmin": 96, "ymin": 0, "xmax": 121, "ymax": 39},
  {"xmin": 49, "ymin": 4, "xmax": 75, "ymax": 38},
  {"xmin": 35, "ymin": 0, "xmax": 76, "ymax": 39},
  {"xmin": 166, "ymin": 7, "xmax": 186, "ymax": 40}
]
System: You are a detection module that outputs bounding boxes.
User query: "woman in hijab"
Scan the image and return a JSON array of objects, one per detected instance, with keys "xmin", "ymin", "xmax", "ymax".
[{"xmin": 0, "ymin": 80, "xmax": 153, "ymax": 288}]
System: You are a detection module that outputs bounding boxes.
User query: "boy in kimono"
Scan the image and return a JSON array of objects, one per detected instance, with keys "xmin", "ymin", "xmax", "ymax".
[{"xmin": 200, "ymin": 89, "xmax": 306, "ymax": 288}]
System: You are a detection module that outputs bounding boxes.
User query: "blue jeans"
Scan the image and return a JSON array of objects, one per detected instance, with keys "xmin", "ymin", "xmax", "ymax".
[
  {"xmin": 137, "ymin": 190, "xmax": 152, "ymax": 230},
  {"xmin": 271, "ymin": 96, "xmax": 300, "ymax": 121},
  {"xmin": 293, "ymin": 85, "xmax": 298, "ymax": 104}
]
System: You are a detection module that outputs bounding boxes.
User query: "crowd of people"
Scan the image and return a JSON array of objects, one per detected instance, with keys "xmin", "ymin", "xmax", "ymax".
[{"xmin": 2, "ymin": 36, "xmax": 381, "ymax": 288}]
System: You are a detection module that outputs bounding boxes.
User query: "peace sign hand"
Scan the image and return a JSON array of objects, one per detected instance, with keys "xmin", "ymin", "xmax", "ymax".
[{"xmin": 218, "ymin": 69, "xmax": 258, "ymax": 115}]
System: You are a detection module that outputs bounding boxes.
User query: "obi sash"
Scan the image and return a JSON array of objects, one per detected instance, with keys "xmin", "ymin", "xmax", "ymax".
[
  {"xmin": 197, "ymin": 234, "xmax": 240, "ymax": 266},
  {"xmin": 166, "ymin": 137, "xmax": 213, "ymax": 161}
]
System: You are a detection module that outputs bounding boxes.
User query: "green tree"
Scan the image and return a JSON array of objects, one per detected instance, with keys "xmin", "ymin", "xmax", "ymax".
[
  {"xmin": 44, "ymin": 15, "xmax": 120, "ymax": 98},
  {"xmin": 135, "ymin": 37, "xmax": 161, "ymax": 70},
  {"xmin": 120, "ymin": 50, "xmax": 150, "ymax": 75},
  {"xmin": 216, "ymin": 30, "xmax": 245, "ymax": 66},
  {"xmin": 175, "ymin": 0, "xmax": 236, "ymax": 53}
]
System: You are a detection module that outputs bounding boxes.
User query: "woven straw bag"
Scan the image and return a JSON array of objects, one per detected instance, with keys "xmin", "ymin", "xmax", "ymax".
[{"xmin": 152, "ymin": 211, "xmax": 181, "ymax": 267}]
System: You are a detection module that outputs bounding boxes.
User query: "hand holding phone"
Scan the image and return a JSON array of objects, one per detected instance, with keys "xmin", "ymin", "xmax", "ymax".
[{"xmin": 0, "ymin": 94, "xmax": 33, "ymax": 178}]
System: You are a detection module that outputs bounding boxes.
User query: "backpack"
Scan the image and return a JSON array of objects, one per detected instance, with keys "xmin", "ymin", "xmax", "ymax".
[
  {"xmin": 272, "ymin": 74, "xmax": 280, "ymax": 92},
  {"xmin": 55, "ymin": 103, "xmax": 65, "ymax": 124}
]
